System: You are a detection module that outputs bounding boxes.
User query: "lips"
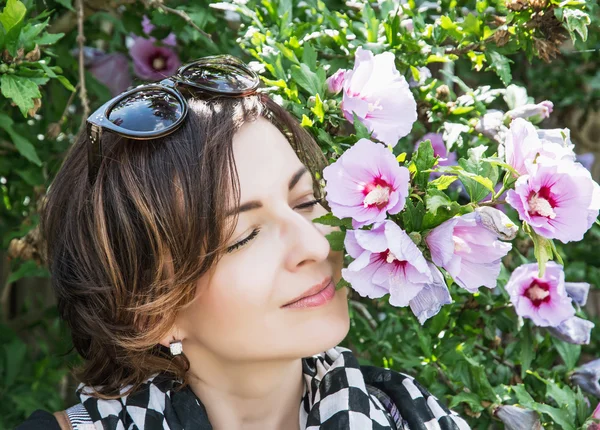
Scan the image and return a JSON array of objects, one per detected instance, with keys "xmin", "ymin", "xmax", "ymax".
[{"xmin": 282, "ymin": 277, "xmax": 333, "ymax": 307}]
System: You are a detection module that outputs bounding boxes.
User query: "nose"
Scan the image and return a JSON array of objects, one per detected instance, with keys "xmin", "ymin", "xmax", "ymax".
[{"xmin": 281, "ymin": 206, "xmax": 332, "ymax": 272}]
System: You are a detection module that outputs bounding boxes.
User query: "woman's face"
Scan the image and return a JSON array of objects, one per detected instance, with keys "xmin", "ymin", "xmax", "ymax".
[{"xmin": 174, "ymin": 117, "xmax": 349, "ymax": 362}]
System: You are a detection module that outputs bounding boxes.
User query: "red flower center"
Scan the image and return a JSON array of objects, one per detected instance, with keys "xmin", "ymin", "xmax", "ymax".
[
  {"xmin": 527, "ymin": 186, "xmax": 557, "ymax": 219},
  {"xmin": 524, "ymin": 280, "xmax": 551, "ymax": 307},
  {"xmin": 379, "ymin": 249, "xmax": 407, "ymax": 268},
  {"xmin": 363, "ymin": 177, "xmax": 393, "ymax": 209}
]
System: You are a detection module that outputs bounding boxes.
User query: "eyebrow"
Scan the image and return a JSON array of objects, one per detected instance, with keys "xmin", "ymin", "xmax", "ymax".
[{"xmin": 226, "ymin": 166, "xmax": 309, "ymax": 217}]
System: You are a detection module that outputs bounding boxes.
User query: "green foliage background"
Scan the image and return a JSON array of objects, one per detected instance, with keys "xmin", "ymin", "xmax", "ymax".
[{"xmin": 0, "ymin": 0, "xmax": 599, "ymax": 428}]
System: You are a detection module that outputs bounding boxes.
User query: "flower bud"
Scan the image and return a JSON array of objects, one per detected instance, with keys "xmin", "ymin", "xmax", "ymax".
[
  {"xmin": 307, "ymin": 96, "xmax": 316, "ymax": 108},
  {"xmin": 408, "ymin": 231, "xmax": 421, "ymax": 245},
  {"xmin": 506, "ymin": 101, "xmax": 553, "ymax": 124},
  {"xmin": 548, "ymin": 316, "xmax": 595, "ymax": 345},
  {"xmin": 495, "ymin": 405, "xmax": 542, "ymax": 430},
  {"xmin": 475, "ymin": 206, "xmax": 519, "ymax": 240},
  {"xmin": 564, "ymin": 282, "xmax": 590, "ymax": 306},
  {"xmin": 436, "ymin": 85, "xmax": 450, "ymax": 100},
  {"xmin": 24, "ymin": 45, "xmax": 41, "ymax": 62},
  {"xmin": 326, "ymin": 68, "xmax": 346, "ymax": 95},
  {"xmin": 572, "ymin": 359, "xmax": 600, "ymax": 398}
]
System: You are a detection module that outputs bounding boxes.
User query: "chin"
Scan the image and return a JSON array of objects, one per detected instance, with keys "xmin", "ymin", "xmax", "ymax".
[{"xmin": 288, "ymin": 287, "xmax": 351, "ymax": 358}]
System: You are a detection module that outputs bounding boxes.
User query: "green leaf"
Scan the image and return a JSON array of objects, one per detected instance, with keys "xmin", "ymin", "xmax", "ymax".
[
  {"xmin": 513, "ymin": 385, "xmax": 576, "ymax": 430},
  {"xmin": 551, "ymin": 337, "xmax": 581, "ymax": 370},
  {"xmin": 55, "ymin": 0, "xmax": 75, "ymax": 11},
  {"xmin": 362, "ymin": 3, "xmax": 379, "ymax": 43},
  {"xmin": 544, "ymin": 379, "xmax": 577, "ymax": 420},
  {"xmin": 0, "ymin": 113, "xmax": 42, "ymax": 165},
  {"xmin": 402, "ymin": 198, "xmax": 425, "ymax": 232},
  {"xmin": 0, "ymin": 0, "xmax": 26, "ymax": 33},
  {"xmin": 312, "ymin": 213, "xmax": 353, "ymax": 229},
  {"xmin": 524, "ymin": 223, "xmax": 554, "ymax": 276},
  {"xmin": 0, "ymin": 0, "xmax": 26, "ymax": 55},
  {"xmin": 18, "ymin": 18, "xmax": 49, "ymax": 49},
  {"xmin": 301, "ymin": 42, "xmax": 317, "ymax": 69},
  {"xmin": 428, "ymin": 174, "xmax": 458, "ymax": 191},
  {"xmin": 426, "ymin": 189, "xmax": 453, "ymax": 216},
  {"xmin": 34, "ymin": 31, "xmax": 64, "ymax": 45},
  {"xmin": 352, "ymin": 111, "xmax": 372, "ymax": 140},
  {"xmin": 462, "ymin": 14, "xmax": 481, "ymax": 38},
  {"xmin": 487, "ymin": 51, "xmax": 513, "ymax": 86},
  {"xmin": 3, "ymin": 338, "xmax": 27, "ymax": 388},
  {"xmin": 6, "ymin": 260, "xmax": 48, "ymax": 284},
  {"xmin": 457, "ymin": 145, "xmax": 498, "ymax": 202},
  {"xmin": 290, "ymin": 63, "xmax": 325, "ymax": 96},
  {"xmin": 56, "ymin": 74, "xmax": 76, "ymax": 91},
  {"xmin": 325, "ymin": 230, "xmax": 345, "ymax": 251},
  {"xmin": 561, "ymin": 8, "xmax": 590, "ymax": 42},
  {"xmin": 413, "ymin": 139, "xmax": 436, "ymax": 190},
  {"xmin": 451, "ymin": 106, "xmax": 475, "ymax": 115},
  {"xmin": 311, "ymin": 93, "xmax": 325, "ymax": 123},
  {"xmin": 449, "ymin": 392, "xmax": 484, "ymax": 413},
  {"xmin": 1, "ymin": 74, "xmax": 42, "ymax": 117},
  {"xmin": 519, "ymin": 325, "xmax": 535, "ymax": 379}
]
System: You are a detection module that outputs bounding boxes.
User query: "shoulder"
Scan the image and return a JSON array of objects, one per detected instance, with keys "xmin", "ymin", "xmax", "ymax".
[
  {"xmin": 15, "ymin": 410, "xmax": 61, "ymax": 430},
  {"xmin": 361, "ymin": 365, "xmax": 471, "ymax": 430}
]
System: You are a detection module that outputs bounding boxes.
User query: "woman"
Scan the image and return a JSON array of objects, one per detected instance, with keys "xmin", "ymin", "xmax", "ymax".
[{"xmin": 18, "ymin": 55, "xmax": 469, "ymax": 430}]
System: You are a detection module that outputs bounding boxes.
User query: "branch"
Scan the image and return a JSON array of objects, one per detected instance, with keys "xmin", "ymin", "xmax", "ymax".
[
  {"xmin": 76, "ymin": 0, "xmax": 90, "ymax": 129},
  {"xmin": 140, "ymin": 0, "xmax": 212, "ymax": 42},
  {"xmin": 350, "ymin": 299, "xmax": 378, "ymax": 330}
]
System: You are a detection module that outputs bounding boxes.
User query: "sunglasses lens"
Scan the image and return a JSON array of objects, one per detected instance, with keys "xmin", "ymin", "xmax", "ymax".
[
  {"xmin": 107, "ymin": 89, "xmax": 184, "ymax": 132},
  {"xmin": 180, "ymin": 62, "xmax": 257, "ymax": 93}
]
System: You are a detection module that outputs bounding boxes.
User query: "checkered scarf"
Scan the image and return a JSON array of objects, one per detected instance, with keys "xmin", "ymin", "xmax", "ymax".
[{"xmin": 76, "ymin": 346, "xmax": 470, "ymax": 430}]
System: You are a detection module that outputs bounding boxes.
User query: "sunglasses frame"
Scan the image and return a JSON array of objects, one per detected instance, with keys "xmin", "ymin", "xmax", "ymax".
[{"xmin": 86, "ymin": 55, "xmax": 260, "ymax": 184}]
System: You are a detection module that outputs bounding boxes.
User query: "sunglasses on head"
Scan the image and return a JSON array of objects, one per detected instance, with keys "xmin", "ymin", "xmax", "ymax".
[{"xmin": 86, "ymin": 55, "xmax": 260, "ymax": 185}]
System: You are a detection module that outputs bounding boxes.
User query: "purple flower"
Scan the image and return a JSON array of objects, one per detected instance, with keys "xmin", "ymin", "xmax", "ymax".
[
  {"xmin": 323, "ymin": 138, "xmax": 410, "ymax": 228},
  {"xmin": 547, "ymin": 316, "xmax": 595, "ymax": 345},
  {"xmin": 415, "ymin": 133, "xmax": 457, "ymax": 167},
  {"xmin": 341, "ymin": 47, "xmax": 417, "ymax": 147},
  {"xmin": 572, "ymin": 359, "xmax": 600, "ymax": 398},
  {"xmin": 506, "ymin": 157, "xmax": 600, "ymax": 243},
  {"xmin": 409, "ymin": 263, "xmax": 452, "ymax": 324},
  {"xmin": 425, "ymin": 210, "xmax": 512, "ymax": 292},
  {"xmin": 506, "ymin": 100, "xmax": 553, "ymax": 124},
  {"xmin": 342, "ymin": 221, "xmax": 432, "ymax": 307},
  {"xmin": 129, "ymin": 37, "xmax": 181, "ymax": 81},
  {"xmin": 326, "ymin": 68, "xmax": 347, "ymax": 95},
  {"xmin": 89, "ymin": 52, "xmax": 133, "ymax": 96},
  {"xmin": 594, "ymin": 402, "xmax": 600, "ymax": 419},
  {"xmin": 565, "ymin": 282, "xmax": 591, "ymax": 306},
  {"xmin": 495, "ymin": 405, "xmax": 542, "ymax": 430},
  {"xmin": 503, "ymin": 118, "xmax": 543, "ymax": 176},
  {"xmin": 505, "ymin": 262, "xmax": 575, "ymax": 327},
  {"xmin": 74, "ymin": 47, "xmax": 132, "ymax": 96}
]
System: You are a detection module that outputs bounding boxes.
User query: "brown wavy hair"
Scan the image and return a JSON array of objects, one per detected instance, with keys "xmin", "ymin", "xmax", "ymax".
[{"xmin": 40, "ymin": 93, "xmax": 327, "ymax": 398}]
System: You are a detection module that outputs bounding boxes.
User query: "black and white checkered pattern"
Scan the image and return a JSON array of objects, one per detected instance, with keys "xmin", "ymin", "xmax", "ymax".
[
  {"xmin": 361, "ymin": 363, "xmax": 472, "ymax": 430},
  {"xmin": 74, "ymin": 346, "xmax": 471, "ymax": 430},
  {"xmin": 301, "ymin": 347, "xmax": 396, "ymax": 429}
]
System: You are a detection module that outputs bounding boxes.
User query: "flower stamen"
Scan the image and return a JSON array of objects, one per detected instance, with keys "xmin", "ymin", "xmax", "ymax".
[{"xmin": 528, "ymin": 193, "xmax": 556, "ymax": 219}]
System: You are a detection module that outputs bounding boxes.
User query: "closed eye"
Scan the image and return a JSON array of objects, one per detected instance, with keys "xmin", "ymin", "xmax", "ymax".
[{"xmin": 225, "ymin": 198, "xmax": 322, "ymax": 254}]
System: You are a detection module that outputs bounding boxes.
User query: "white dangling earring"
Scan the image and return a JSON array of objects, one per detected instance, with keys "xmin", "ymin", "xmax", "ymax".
[{"xmin": 169, "ymin": 340, "xmax": 183, "ymax": 356}]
